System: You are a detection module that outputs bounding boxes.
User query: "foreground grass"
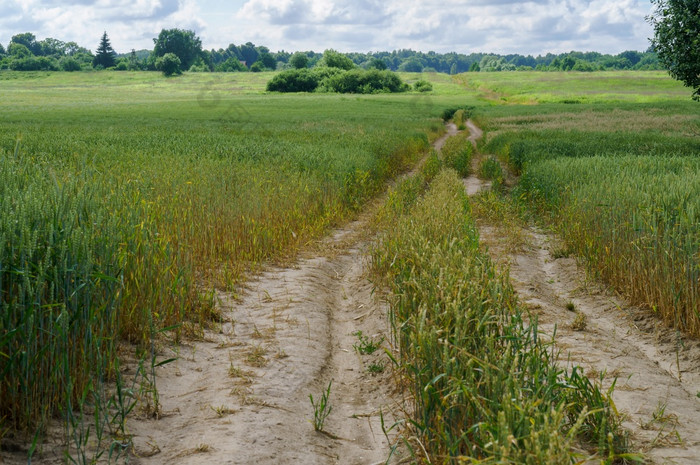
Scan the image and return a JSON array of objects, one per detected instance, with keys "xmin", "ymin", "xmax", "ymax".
[
  {"xmin": 372, "ymin": 169, "xmax": 634, "ymax": 463},
  {"xmin": 0, "ymin": 71, "xmax": 473, "ymax": 459}
]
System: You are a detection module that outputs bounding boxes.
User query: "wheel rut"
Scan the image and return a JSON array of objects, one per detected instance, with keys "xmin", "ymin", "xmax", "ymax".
[{"xmin": 464, "ymin": 120, "xmax": 700, "ymax": 465}]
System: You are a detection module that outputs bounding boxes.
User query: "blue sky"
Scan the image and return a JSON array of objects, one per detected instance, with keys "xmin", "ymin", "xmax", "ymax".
[{"xmin": 1, "ymin": 0, "xmax": 656, "ymax": 55}]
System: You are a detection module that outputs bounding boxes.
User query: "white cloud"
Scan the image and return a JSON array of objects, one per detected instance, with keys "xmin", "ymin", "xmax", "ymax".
[{"xmin": 1, "ymin": 0, "xmax": 654, "ymax": 54}]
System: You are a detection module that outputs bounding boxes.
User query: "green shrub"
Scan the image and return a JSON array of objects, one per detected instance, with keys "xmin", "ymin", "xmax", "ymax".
[
  {"xmin": 267, "ymin": 68, "xmax": 409, "ymax": 94},
  {"xmin": 413, "ymin": 79, "xmax": 433, "ymax": 92},
  {"xmin": 266, "ymin": 68, "xmax": 320, "ymax": 92},
  {"xmin": 155, "ymin": 53, "xmax": 182, "ymax": 76},
  {"xmin": 321, "ymin": 69, "xmax": 409, "ymax": 94},
  {"xmin": 59, "ymin": 57, "xmax": 82, "ymax": 72}
]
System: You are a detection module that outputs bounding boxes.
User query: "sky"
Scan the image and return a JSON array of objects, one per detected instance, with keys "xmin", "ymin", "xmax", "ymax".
[{"xmin": 1, "ymin": 0, "xmax": 656, "ymax": 56}]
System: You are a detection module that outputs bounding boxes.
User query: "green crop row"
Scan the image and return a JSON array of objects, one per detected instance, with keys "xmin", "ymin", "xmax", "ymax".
[
  {"xmin": 518, "ymin": 155, "xmax": 700, "ymax": 336},
  {"xmin": 482, "ymin": 102, "xmax": 699, "ymax": 338},
  {"xmin": 0, "ymin": 73, "xmax": 451, "ymax": 459},
  {"xmin": 372, "ymin": 169, "xmax": 632, "ymax": 463}
]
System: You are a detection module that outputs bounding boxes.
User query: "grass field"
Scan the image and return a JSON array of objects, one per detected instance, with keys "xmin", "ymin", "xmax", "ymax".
[
  {"xmin": 1, "ymin": 68, "xmax": 697, "ymax": 462},
  {"xmin": 475, "ymin": 78, "xmax": 700, "ymax": 337},
  {"xmin": 0, "ymin": 70, "xmax": 475, "ymax": 454}
]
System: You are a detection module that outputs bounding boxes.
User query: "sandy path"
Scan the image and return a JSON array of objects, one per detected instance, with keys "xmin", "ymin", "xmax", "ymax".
[
  {"xmin": 464, "ymin": 121, "xmax": 700, "ymax": 464},
  {"xmin": 119, "ymin": 127, "xmax": 462, "ymax": 464}
]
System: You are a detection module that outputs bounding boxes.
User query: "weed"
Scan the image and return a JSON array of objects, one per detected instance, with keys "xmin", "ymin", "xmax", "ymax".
[
  {"xmin": 572, "ymin": 312, "xmax": 588, "ymax": 331},
  {"xmin": 367, "ymin": 361, "xmax": 386, "ymax": 374},
  {"xmin": 245, "ymin": 345, "xmax": 269, "ymax": 368},
  {"xmin": 309, "ymin": 381, "xmax": 333, "ymax": 432},
  {"xmin": 352, "ymin": 331, "xmax": 384, "ymax": 355}
]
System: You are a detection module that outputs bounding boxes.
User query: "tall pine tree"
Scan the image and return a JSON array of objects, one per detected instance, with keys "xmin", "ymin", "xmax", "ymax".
[{"xmin": 93, "ymin": 31, "xmax": 116, "ymax": 68}]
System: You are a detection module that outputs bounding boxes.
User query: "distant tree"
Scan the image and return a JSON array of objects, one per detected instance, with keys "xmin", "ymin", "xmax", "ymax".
[
  {"xmin": 250, "ymin": 60, "xmax": 266, "ymax": 72},
  {"xmin": 156, "ymin": 53, "xmax": 181, "ymax": 76},
  {"xmin": 10, "ymin": 33, "xmax": 41, "ymax": 55},
  {"xmin": 649, "ymin": 0, "xmax": 700, "ymax": 100},
  {"xmin": 93, "ymin": 32, "xmax": 116, "ymax": 68},
  {"xmin": 127, "ymin": 49, "xmax": 140, "ymax": 70},
  {"xmin": 39, "ymin": 38, "xmax": 66, "ymax": 57},
  {"xmin": 469, "ymin": 62, "xmax": 480, "ymax": 72},
  {"xmin": 258, "ymin": 52, "xmax": 277, "ymax": 69},
  {"xmin": 398, "ymin": 58, "xmax": 423, "ymax": 72},
  {"xmin": 321, "ymin": 49, "xmax": 355, "ymax": 70},
  {"xmin": 8, "ymin": 43, "xmax": 32, "ymax": 58},
  {"xmin": 153, "ymin": 28, "xmax": 203, "ymax": 71},
  {"xmin": 216, "ymin": 57, "xmax": 246, "ymax": 72},
  {"xmin": 368, "ymin": 58, "xmax": 387, "ymax": 70},
  {"xmin": 290, "ymin": 52, "xmax": 309, "ymax": 69},
  {"xmin": 450, "ymin": 63, "xmax": 457, "ymax": 74},
  {"xmin": 0, "ymin": 43, "xmax": 5, "ymax": 56},
  {"xmin": 618, "ymin": 50, "xmax": 642, "ymax": 66},
  {"xmin": 238, "ymin": 42, "xmax": 259, "ymax": 68},
  {"xmin": 59, "ymin": 56, "xmax": 82, "ymax": 71}
]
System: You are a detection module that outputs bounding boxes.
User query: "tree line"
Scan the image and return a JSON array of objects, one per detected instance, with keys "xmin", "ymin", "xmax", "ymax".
[{"xmin": 0, "ymin": 29, "xmax": 663, "ymax": 75}]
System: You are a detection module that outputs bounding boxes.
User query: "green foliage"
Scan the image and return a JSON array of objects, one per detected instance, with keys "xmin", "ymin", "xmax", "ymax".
[
  {"xmin": 266, "ymin": 68, "xmax": 319, "ymax": 92},
  {"xmin": 216, "ymin": 57, "xmax": 246, "ymax": 72},
  {"xmin": 289, "ymin": 52, "xmax": 309, "ymax": 69},
  {"xmin": 441, "ymin": 105, "xmax": 474, "ymax": 121},
  {"xmin": 8, "ymin": 43, "xmax": 32, "ymax": 58},
  {"xmin": 249, "ymin": 60, "xmax": 266, "ymax": 72},
  {"xmin": 309, "ymin": 381, "xmax": 333, "ymax": 432},
  {"xmin": 649, "ymin": 0, "xmax": 700, "ymax": 100},
  {"xmin": 93, "ymin": 31, "xmax": 116, "ymax": 69},
  {"xmin": 153, "ymin": 28, "xmax": 203, "ymax": 71},
  {"xmin": 10, "ymin": 33, "xmax": 41, "ymax": 55},
  {"xmin": 479, "ymin": 155, "xmax": 504, "ymax": 183},
  {"xmin": 266, "ymin": 68, "xmax": 409, "ymax": 94},
  {"xmin": 518, "ymin": 155, "xmax": 700, "ymax": 336},
  {"xmin": 413, "ymin": 79, "xmax": 433, "ymax": 92},
  {"xmin": 321, "ymin": 69, "xmax": 409, "ymax": 94},
  {"xmin": 0, "ymin": 73, "xmax": 434, "ymax": 459},
  {"xmin": 321, "ymin": 49, "xmax": 355, "ymax": 70},
  {"xmin": 59, "ymin": 56, "xmax": 82, "ymax": 71},
  {"xmin": 156, "ymin": 53, "xmax": 182, "ymax": 76},
  {"xmin": 371, "ymin": 169, "xmax": 628, "ymax": 462},
  {"xmin": 9, "ymin": 56, "xmax": 58, "ymax": 71},
  {"xmin": 352, "ymin": 331, "xmax": 384, "ymax": 355},
  {"xmin": 368, "ymin": 58, "xmax": 387, "ymax": 70},
  {"xmin": 440, "ymin": 135, "xmax": 472, "ymax": 176}
]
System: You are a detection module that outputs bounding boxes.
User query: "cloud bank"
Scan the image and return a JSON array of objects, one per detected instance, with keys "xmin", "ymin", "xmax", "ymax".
[{"xmin": 1, "ymin": 0, "xmax": 654, "ymax": 55}]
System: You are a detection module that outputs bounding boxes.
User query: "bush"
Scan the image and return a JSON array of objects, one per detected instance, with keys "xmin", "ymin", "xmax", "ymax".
[
  {"xmin": 156, "ymin": 53, "xmax": 182, "ymax": 76},
  {"xmin": 216, "ymin": 57, "xmax": 246, "ymax": 72},
  {"xmin": 266, "ymin": 68, "xmax": 319, "ymax": 92},
  {"xmin": 322, "ymin": 69, "xmax": 409, "ymax": 94},
  {"xmin": 250, "ymin": 61, "xmax": 267, "ymax": 72},
  {"xmin": 115, "ymin": 61, "xmax": 128, "ymax": 71},
  {"xmin": 267, "ymin": 68, "xmax": 409, "ymax": 94},
  {"xmin": 413, "ymin": 79, "xmax": 433, "ymax": 92},
  {"xmin": 10, "ymin": 56, "xmax": 58, "ymax": 71},
  {"xmin": 59, "ymin": 57, "xmax": 82, "ymax": 72}
]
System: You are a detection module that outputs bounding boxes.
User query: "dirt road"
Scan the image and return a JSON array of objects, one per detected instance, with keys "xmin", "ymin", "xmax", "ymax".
[
  {"xmin": 121, "ymin": 127, "xmax": 460, "ymax": 465},
  {"xmin": 465, "ymin": 120, "xmax": 700, "ymax": 465}
]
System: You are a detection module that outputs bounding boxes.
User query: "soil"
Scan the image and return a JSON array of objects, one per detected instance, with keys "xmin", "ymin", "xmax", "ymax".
[{"xmin": 465, "ymin": 120, "xmax": 700, "ymax": 465}]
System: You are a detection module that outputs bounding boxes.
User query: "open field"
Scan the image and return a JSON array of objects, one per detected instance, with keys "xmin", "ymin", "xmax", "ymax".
[
  {"xmin": 2, "ymin": 69, "xmax": 699, "ymax": 463},
  {"xmin": 0, "ymin": 70, "xmax": 475, "ymax": 459}
]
